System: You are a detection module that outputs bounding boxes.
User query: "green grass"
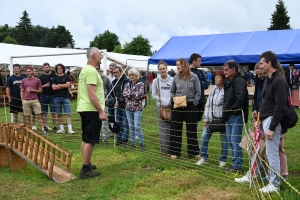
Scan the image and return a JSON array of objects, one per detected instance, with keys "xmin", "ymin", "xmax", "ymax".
[{"xmin": 0, "ymin": 96, "xmax": 299, "ymax": 200}]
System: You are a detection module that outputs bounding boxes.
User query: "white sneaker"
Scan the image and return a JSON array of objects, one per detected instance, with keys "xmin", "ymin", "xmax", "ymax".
[
  {"xmin": 135, "ymin": 136, "xmax": 139, "ymax": 140},
  {"xmin": 32, "ymin": 126, "xmax": 37, "ymax": 131},
  {"xmin": 234, "ymin": 175, "xmax": 250, "ymax": 183},
  {"xmin": 56, "ymin": 129, "xmax": 65, "ymax": 134},
  {"xmin": 195, "ymin": 158, "xmax": 207, "ymax": 165},
  {"xmin": 219, "ymin": 161, "xmax": 226, "ymax": 168},
  {"xmin": 259, "ymin": 183, "xmax": 279, "ymax": 193},
  {"xmin": 45, "ymin": 126, "xmax": 52, "ymax": 131},
  {"xmin": 68, "ymin": 129, "xmax": 75, "ymax": 134}
]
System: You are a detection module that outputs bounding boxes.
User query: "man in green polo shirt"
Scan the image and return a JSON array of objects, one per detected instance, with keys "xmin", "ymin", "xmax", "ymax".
[{"xmin": 77, "ymin": 47, "xmax": 107, "ymax": 179}]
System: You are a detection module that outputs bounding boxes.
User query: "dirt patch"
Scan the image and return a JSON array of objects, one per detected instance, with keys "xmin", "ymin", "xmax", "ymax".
[{"xmin": 176, "ymin": 187, "xmax": 237, "ymax": 200}]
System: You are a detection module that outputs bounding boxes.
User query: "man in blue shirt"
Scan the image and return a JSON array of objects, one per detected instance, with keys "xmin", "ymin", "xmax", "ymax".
[{"xmin": 6, "ymin": 64, "xmax": 25, "ymax": 124}]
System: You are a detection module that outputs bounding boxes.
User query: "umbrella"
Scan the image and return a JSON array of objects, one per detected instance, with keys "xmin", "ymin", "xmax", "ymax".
[{"xmin": 250, "ymin": 112, "xmax": 261, "ymax": 184}]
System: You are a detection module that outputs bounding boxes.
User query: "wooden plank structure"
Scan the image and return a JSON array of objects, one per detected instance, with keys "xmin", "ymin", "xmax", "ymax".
[{"xmin": 0, "ymin": 123, "xmax": 76, "ymax": 183}]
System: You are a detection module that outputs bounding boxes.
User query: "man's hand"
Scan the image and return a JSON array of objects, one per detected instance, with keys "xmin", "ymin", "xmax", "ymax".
[
  {"xmin": 99, "ymin": 111, "xmax": 107, "ymax": 121},
  {"xmin": 203, "ymin": 119, "xmax": 209, "ymax": 125},
  {"xmin": 265, "ymin": 130, "xmax": 274, "ymax": 140},
  {"xmin": 252, "ymin": 110, "xmax": 257, "ymax": 118}
]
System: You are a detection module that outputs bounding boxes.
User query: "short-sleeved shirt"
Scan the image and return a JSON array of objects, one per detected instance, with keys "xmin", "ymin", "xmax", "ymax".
[
  {"xmin": 20, "ymin": 77, "xmax": 42, "ymax": 100},
  {"xmin": 77, "ymin": 65, "xmax": 105, "ymax": 112},
  {"xmin": 39, "ymin": 73, "xmax": 56, "ymax": 95},
  {"xmin": 52, "ymin": 75, "xmax": 71, "ymax": 98},
  {"xmin": 6, "ymin": 75, "xmax": 25, "ymax": 97}
]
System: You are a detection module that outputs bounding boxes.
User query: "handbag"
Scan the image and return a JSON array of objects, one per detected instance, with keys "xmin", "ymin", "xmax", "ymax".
[
  {"xmin": 206, "ymin": 89, "xmax": 226, "ymax": 133},
  {"xmin": 157, "ymin": 79, "xmax": 172, "ymax": 121},
  {"xmin": 173, "ymin": 80, "xmax": 187, "ymax": 109},
  {"xmin": 280, "ymin": 96, "xmax": 298, "ymax": 129}
]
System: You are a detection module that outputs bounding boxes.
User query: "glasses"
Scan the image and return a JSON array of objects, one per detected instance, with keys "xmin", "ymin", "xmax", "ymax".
[
  {"xmin": 129, "ymin": 74, "xmax": 134, "ymax": 76},
  {"xmin": 96, "ymin": 68, "xmax": 100, "ymax": 70},
  {"xmin": 112, "ymin": 71, "xmax": 119, "ymax": 74}
]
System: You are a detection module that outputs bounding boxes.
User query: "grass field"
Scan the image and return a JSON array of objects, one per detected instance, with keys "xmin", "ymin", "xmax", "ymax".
[{"xmin": 0, "ymin": 96, "xmax": 299, "ymax": 200}]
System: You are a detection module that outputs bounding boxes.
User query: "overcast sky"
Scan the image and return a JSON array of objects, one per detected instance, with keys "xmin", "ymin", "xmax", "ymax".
[{"xmin": 1, "ymin": 0, "xmax": 300, "ymax": 51}]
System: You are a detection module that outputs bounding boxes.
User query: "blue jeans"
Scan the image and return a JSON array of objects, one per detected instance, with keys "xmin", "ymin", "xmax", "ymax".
[
  {"xmin": 40, "ymin": 94, "xmax": 55, "ymax": 113},
  {"xmin": 53, "ymin": 97, "xmax": 71, "ymax": 115},
  {"xmin": 126, "ymin": 110, "xmax": 144, "ymax": 145},
  {"xmin": 115, "ymin": 108, "xmax": 129, "ymax": 142},
  {"xmin": 225, "ymin": 114, "xmax": 243, "ymax": 169},
  {"xmin": 200, "ymin": 126, "xmax": 228, "ymax": 162}
]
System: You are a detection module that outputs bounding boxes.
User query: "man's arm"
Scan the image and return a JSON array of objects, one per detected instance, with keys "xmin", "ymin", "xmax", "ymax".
[
  {"xmin": 20, "ymin": 88, "xmax": 24, "ymax": 101},
  {"xmin": 87, "ymin": 84, "xmax": 107, "ymax": 120},
  {"xmin": 6, "ymin": 87, "xmax": 11, "ymax": 102}
]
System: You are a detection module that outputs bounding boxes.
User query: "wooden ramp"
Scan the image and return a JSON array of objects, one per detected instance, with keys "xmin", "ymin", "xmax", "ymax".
[{"xmin": 0, "ymin": 123, "xmax": 76, "ymax": 183}]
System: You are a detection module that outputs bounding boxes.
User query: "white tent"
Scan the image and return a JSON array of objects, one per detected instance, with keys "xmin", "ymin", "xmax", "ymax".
[{"xmin": 0, "ymin": 43, "xmax": 170, "ymax": 74}]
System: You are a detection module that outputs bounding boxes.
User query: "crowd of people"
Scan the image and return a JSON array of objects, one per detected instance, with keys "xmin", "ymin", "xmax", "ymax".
[
  {"xmin": 6, "ymin": 63, "xmax": 75, "ymax": 135},
  {"xmin": 4, "ymin": 48, "xmax": 293, "ymax": 192},
  {"xmin": 151, "ymin": 51, "xmax": 291, "ymax": 193}
]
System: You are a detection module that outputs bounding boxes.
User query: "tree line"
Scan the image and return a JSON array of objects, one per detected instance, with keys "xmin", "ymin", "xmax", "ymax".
[
  {"xmin": 0, "ymin": 1, "xmax": 292, "ymax": 56},
  {"xmin": 0, "ymin": 10, "xmax": 75, "ymax": 48}
]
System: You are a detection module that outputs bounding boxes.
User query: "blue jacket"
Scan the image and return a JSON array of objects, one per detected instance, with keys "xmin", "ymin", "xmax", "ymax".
[{"xmin": 252, "ymin": 76, "xmax": 265, "ymax": 112}]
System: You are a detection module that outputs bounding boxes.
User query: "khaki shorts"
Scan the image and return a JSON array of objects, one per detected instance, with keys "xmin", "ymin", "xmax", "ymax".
[{"xmin": 22, "ymin": 99, "xmax": 42, "ymax": 116}]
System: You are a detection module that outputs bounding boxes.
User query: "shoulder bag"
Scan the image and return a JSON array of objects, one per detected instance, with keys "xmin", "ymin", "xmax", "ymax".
[
  {"xmin": 206, "ymin": 89, "xmax": 226, "ymax": 133},
  {"xmin": 173, "ymin": 80, "xmax": 187, "ymax": 109},
  {"xmin": 280, "ymin": 96, "xmax": 298, "ymax": 129},
  {"xmin": 157, "ymin": 79, "xmax": 172, "ymax": 121}
]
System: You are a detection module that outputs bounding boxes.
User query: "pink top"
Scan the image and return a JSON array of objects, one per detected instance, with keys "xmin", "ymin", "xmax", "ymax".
[{"xmin": 20, "ymin": 77, "xmax": 42, "ymax": 100}]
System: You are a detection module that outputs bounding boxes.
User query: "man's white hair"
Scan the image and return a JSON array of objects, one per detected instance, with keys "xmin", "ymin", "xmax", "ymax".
[{"xmin": 86, "ymin": 47, "xmax": 99, "ymax": 59}]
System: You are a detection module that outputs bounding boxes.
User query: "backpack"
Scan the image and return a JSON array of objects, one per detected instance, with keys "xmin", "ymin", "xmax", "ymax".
[{"xmin": 280, "ymin": 96, "xmax": 298, "ymax": 129}]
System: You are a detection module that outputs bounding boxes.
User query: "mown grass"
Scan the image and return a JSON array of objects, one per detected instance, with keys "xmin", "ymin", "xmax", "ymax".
[{"xmin": 0, "ymin": 95, "xmax": 299, "ymax": 200}]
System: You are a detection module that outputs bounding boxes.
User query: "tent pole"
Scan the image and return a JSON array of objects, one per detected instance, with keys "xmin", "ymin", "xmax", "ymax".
[
  {"xmin": 9, "ymin": 57, "xmax": 13, "ymax": 123},
  {"xmin": 102, "ymin": 50, "xmax": 107, "ymax": 76},
  {"xmin": 147, "ymin": 63, "xmax": 150, "ymax": 105}
]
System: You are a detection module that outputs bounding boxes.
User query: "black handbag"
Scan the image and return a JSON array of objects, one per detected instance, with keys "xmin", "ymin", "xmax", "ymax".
[
  {"xmin": 206, "ymin": 89, "xmax": 226, "ymax": 134},
  {"xmin": 280, "ymin": 96, "xmax": 298, "ymax": 129}
]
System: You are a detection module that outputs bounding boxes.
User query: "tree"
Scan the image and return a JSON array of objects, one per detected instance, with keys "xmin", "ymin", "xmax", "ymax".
[
  {"xmin": 268, "ymin": 0, "xmax": 291, "ymax": 30},
  {"xmin": 32, "ymin": 25, "xmax": 49, "ymax": 47},
  {"xmin": 0, "ymin": 24, "xmax": 13, "ymax": 42},
  {"xmin": 113, "ymin": 44, "xmax": 123, "ymax": 53},
  {"xmin": 2, "ymin": 36, "xmax": 18, "ymax": 44},
  {"xmin": 15, "ymin": 10, "xmax": 34, "ymax": 45},
  {"xmin": 43, "ymin": 25, "xmax": 75, "ymax": 48},
  {"xmin": 90, "ymin": 30, "xmax": 120, "ymax": 52},
  {"xmin": 123, "ymin": 35, "xmax": 152, "ymax": 56}
]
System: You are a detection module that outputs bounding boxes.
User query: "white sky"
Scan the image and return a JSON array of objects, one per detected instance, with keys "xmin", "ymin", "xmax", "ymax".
[{"xmin": 1, "ymin": 0, "xmax": 299, "ymax": 51}]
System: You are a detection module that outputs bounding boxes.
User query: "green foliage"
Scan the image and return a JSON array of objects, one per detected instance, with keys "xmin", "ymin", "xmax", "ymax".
[
  {"xmin": 32, "ymin": 25, "xmax": 49, "ymax": 47},
  {"xmin": 2, "ymin": 35, "xmax": 18, "ymax": 44},
  {"xmin": 268, "ymin": 0, "xmax": 292, "ymax": 30},
  {"xmin": 122, "ymin": 35, "xmax": 152, "ymax": 56},
  {"xmin": 43, "ymin": 25, "xmax": 75, "ymax": 48},
  {"xmin": 0, "ymin": 24, "xmax": 15, "ymax": 42},
  {"xmin": 113, "ymin": 44, "xmax": 123, "ymax": 53},
  {"xmin": 15, "ymin": 10, "xmax": 34, "ymax": 45},
  {"xmin": 90, "ymin": 30, "xmax": 120, "ymax": 52}
]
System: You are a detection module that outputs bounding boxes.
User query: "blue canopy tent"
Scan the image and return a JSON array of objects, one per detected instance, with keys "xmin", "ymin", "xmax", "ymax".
[{"xmin": 148, "ymin": 29, "xmax": 300, "ymax": 66}]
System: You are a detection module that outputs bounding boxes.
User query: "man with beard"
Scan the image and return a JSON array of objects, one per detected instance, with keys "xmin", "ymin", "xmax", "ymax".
[{"xmin": 39, "ymin": 62, "xmax": 57, "ymax": 131}]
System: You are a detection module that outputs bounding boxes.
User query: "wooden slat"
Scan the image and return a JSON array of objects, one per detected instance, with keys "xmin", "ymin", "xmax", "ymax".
[
  {"xmin": 49, "ymin": 154, "xmax": 55, "ymax": 178},
  {"xmin": 39, "ymin": 141, "xmax": 45, "ymax": 167}
]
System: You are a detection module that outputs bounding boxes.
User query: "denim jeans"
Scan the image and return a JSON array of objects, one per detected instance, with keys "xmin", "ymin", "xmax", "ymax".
[
  {"xmin": 40, "ymin": 94, "xmax": 55, "ymax": 113},
  {"xmin": 126, "ymin": 110, "xmax": 144, "ymax": 145},
  {"xmin": 200, "ymin": 126, "xmax": 228, "ymax": 162},
  {"xmin": 53, "ymin": 97, "xmax": 71, "ymax": 115},
  {"xmin": 115, "ymin": 108, "xmax": 129, "ymax": 142},
  {"xmin": 101, "ymin": 107, "xmax": 110, "ymax": 140},
  {"xmin": 225, "ymin": 114, "xmax": 243, "ymax": 169}
]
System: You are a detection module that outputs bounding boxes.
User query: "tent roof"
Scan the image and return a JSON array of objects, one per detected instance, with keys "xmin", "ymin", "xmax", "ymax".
[
  {"xmin": 148, "ymin": 29, "xmax": 300, "ymax": 66},
  {"xmin": 0, "ymin": 43, "xmax": 165, "ymax": 72}
]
